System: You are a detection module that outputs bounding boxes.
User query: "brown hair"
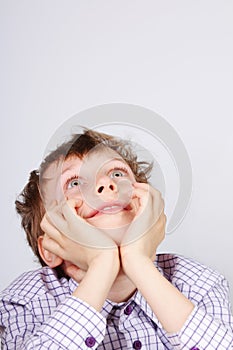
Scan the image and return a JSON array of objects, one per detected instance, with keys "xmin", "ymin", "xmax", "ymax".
[{"xmin": 15, "ymin": 129, "xmax": 153, "ymax": 271}]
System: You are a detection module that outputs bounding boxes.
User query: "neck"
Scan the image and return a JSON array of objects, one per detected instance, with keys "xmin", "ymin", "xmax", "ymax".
[{"xmin": 107, "ymin": 268, "xmax": 137, "ymax": 303}]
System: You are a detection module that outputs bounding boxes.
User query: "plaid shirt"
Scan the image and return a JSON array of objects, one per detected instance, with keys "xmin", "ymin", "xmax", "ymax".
[{"xmin": 0, "ymin": 254, "xmax": 233, "ymax": 349}]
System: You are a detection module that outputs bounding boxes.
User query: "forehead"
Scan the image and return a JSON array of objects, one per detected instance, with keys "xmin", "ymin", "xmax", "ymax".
[
  {"xmin": 43, "ymin": 146, "xmax": 125, "ymax": 178},
  {"xmin": 65, "ymin": 147, "xmax": 125, "ymax": 173},
  {"xmin": 84, "ymin": 146, "xmax": 124, "ymax": 164}
]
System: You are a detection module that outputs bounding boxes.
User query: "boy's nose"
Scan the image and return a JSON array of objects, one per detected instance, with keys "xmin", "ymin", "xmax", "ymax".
[{"xmin": 96, "ymin": 177, "xmax": 117, "ymax": 195}]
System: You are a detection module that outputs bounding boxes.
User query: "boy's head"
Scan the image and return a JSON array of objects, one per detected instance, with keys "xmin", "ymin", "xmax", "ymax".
[{"xmin": 15, "ymin": 129, "xmax": 152, "ymax": 271}]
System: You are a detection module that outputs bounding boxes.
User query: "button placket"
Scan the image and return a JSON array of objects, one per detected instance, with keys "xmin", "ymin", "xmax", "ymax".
[{"xmin": 124, "ymin": 303, "xmax": 134, "ymax": 316}]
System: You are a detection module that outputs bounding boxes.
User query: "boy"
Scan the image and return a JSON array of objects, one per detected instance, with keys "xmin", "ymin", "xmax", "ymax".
[{"xmin": 0, "ymin": 129, "xmax": 233, "ymax": 349}]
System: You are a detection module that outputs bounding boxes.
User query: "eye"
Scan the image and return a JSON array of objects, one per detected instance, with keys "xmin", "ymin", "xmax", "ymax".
[
  {"xmin": 66, "ymin": 176, "xmax": 82, "ymax": 189},
  {"xmin": 110, "ymin": 168, "xmax": 127, "ymax": 179}
]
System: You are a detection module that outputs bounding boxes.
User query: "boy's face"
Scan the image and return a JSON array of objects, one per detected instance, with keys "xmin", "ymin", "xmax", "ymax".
[{"xmin": 42, "ymin": 147, "xmax": 139, "ymax": 238}]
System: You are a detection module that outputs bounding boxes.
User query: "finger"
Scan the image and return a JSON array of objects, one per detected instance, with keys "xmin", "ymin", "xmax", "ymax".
[
  {"xmin": 132, "ymin": 186, "xmax": 152, "ymax": 216},
  {"xmin": 40, "ymin": 214, "xmax": 50, "ymax": 232},
  {"xmin": 121, "ymin": 186, "xmax": 162, "ymax": 245},
  {"xmin": 41, "ymin": 219, "xmax": 64, "ymax": 245},
  {"xmin": 50, "ymin": 199, "xmax": 116, "ymax": 248},
  {"xmin": 61, "ymin": 201, "xmax": 81, "ymax": 221},
  {"xmin": 42, "ymin": 234, "xmax": 64, "ymax": 257},
  {"xmin": 60, "ymin": 202, "xmax": 116, "ymax": 248},
  {"xmin": 66, "ymin": 198, "xmax": 83, "ymax": 211},
  {"xmin": 134, "ymin": 182, "xmax": 162, "ymax": 200},
  {"xmin": 153, "ymin": 212, "xmax": 166, "ymax": 232},
  {"xmin": 47, "ymin": 205, "xmax": 68, "ymax": 233},
  {"xmin": 40, "ymin": 214, "xmax": 63, "ymax": 241},
  {"xmin": 61, "ymin": 201, "xmax": 97, "ymax": 235},
  {"xmin": 135, "ymin": 184, "xmax": 165, "ymax": 220},
  {"xmin": 46, "ymin": 199, "xmax": 59, "ymax": 211},
  {"xmin": 133, "ymin": 182, "xmax": 150, "ymax": 189},
  {"xmin": 150, "ymin": 187, "xmax": 165, "ymax": 218}
]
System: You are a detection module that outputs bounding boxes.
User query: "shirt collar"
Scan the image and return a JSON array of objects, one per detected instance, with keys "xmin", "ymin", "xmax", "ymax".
[
  {"xmin": 67, "ymin": 258, "xmax": 167, "ymax": 329},
  {"xmin": 68, "ymin": 277, "xmax": 78, "ymax": 294}
]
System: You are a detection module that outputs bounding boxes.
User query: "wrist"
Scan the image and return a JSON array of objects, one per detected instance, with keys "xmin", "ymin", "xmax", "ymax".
[
  {"xmin": 88, "ymin": 248, "xmax": 120, "ymax": 272},
  {"xmin": 121, "ymin": 250, "xmax": 152, "ymax": 277},
  {"xmin": 72, "ymin": 249, "xmax": 120, "ymax": 311}
]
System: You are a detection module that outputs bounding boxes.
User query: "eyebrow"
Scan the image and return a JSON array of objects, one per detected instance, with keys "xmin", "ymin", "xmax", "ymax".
[
  {"xmin": 107, "ymin": 157, "xmax": 126, "ymax": 162},
  {"xmin": 60, "ymin": 156, "xmax": 129, "ymax": 181},
  {"xmin": 61, "ymin": 164, "xmax": 78, "ymax": 176}
]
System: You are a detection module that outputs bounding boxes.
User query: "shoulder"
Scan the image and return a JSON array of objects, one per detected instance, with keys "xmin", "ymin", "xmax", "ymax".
[
  {"xmin": 155, "ymin": 253, "xmax": 228, "ymax": 301},
  {"xmin": 0, "ymin": 267, "xmax": 69, "ymax": 305}
]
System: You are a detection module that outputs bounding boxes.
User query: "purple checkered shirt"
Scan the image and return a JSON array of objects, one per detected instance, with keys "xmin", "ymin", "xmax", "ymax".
[{"xmin": 0, "ymin": 254, "xmax": 233, "ymax": 349}]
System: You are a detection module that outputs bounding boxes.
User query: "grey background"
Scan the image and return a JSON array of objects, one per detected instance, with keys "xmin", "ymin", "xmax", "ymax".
[{"xmin": 1, "ymin": 1, "xmax": 233, "ymax": 304}]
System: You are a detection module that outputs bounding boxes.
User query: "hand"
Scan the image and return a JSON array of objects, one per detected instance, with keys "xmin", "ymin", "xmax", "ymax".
[
  {"xmin": 120, "ymin": 183, "xmax": 166, "ymax": 269},
  {"xmin": 41, "ymin": 199, "xmax": 119, "ymax": 272},
  {"xmin": 62, "ymin": 260, "xmax": 87, "ymax": 283}
]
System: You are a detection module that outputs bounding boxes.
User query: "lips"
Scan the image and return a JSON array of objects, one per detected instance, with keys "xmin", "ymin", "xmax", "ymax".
[{"xmin": 84, "ymin": 202, "xmax": 132, "ymax": 219}]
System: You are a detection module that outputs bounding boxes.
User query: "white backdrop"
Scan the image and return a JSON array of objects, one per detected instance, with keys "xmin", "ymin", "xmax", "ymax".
[{"xmin": 1, "ymin": 1, "xmax": 233, "ymax": 304}]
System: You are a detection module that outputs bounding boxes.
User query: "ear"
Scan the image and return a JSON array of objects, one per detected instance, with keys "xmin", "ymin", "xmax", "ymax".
[{"xmin": 38, "ymin": 236, "xmax": 63, "ymax": 268}]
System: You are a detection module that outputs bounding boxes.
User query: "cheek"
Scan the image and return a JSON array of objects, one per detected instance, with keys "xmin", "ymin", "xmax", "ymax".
[{"xmin": 65, "ymin": 188, "xmax": 82, "ymax": 200}]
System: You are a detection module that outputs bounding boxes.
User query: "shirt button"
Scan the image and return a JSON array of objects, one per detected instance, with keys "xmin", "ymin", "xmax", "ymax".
[
  {"xmin": 85, "ymin": 336, "xmax": 96, "ymax": 347},
  {"xmin": 133, "ymin": 340, "xmax": 142, "ymax": 349},
  {"xmin": 190, "ymin": 347, "xmax": 200, "ymax": 350},
  {"xmin": 124, "ymin": 304, "xmax": 133, "ymax": 315}
]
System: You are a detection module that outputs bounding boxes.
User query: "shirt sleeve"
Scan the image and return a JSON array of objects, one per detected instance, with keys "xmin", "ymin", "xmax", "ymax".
[
  {"xmin": 167, "ymin": 275, "xmax": 233, "ymax": 349},
  {"xmin": 1, "ymin": 295, "xmax": 106, "ymax": 350}
]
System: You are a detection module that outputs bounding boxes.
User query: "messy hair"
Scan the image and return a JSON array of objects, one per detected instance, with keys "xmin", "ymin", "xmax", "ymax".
[{"xmin": 15, "ymin": 129, "xmax": 153, "ymax": 272}]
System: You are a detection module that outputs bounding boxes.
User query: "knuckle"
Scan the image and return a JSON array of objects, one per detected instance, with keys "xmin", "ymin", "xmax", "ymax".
[{"xmin": 40, "ymin": 217, "xmax": 47, "ymax": 231}]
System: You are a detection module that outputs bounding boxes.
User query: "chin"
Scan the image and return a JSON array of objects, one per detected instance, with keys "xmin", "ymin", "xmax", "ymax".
[
  {"xmin": 87, "ymin": 212, "xmax": 134, "ymax": 244},
  {"xmin": 104, "ymin": 226, "xmax": 129, "ymax": 245}
]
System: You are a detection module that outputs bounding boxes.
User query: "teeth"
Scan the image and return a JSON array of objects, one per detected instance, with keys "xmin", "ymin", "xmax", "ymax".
[{"xmin": 102, "ymin": 205, "xmax": 120, "ymax": 211}]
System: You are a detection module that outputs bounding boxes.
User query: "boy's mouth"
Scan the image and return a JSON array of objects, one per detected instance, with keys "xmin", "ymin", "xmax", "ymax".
[{"xmin": 84, "ymin": 202, "xmax": 132, "ymax": 219}]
